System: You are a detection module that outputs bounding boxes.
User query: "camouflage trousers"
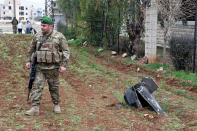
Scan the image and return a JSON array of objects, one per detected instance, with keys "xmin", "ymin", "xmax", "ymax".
[
  {"xmin": 12, "ymin": 26, "xmax": 17, "ymax": 34},
  {"xmin": 31, "ymin": 69, "xmax": 60, "ymax": 106}
]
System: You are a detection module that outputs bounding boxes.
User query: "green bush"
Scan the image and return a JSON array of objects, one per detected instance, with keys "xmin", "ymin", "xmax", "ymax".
[
  {"xmin": 70, "ymin": 39, "xmax": 81, "ymax": 47},
  {"xmin": 134, "ymin": 40, "xmax": 145, "ymax": 58},
  {"xmin": 62, "ymin": 28, "xmax": 78, "ymax": 40},
  {"xmin": 57, "ymin": 21, "xmax": 78, "ymax": 40},
  {"xmin": 69, "ymin": 38, "xmax": 87, "ymax": 47},
  {"xmin": 169, "ymin": 36, "xmax": 193, "ymax": 71}
]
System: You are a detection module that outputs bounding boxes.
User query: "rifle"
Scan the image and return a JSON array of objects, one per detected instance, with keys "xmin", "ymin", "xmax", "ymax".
[
  {"xmin": 27, "ymin": 54, "xmax": 37, "ymax": 101},
  {"xmin": 27, "ymin": 31, "xmax": 53, "ymax": 101}
]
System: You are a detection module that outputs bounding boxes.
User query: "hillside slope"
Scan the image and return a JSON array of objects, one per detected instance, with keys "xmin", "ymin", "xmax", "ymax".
[{"xmin": 0, "ymin": 34, "xmax": 196, "ymax": 130}]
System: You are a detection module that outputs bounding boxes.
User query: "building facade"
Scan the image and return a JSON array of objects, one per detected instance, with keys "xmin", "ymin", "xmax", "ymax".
[
  {"xmin": 31, "ymin": 7, "xmax": 44, "ymax": 20},
  {"xmin": 50, "ymin": 0, "xmax": 66, "ymax": 30},
  {"xmin": 0, "ymin": 0, "xmax": 32, "ymax": 21}
]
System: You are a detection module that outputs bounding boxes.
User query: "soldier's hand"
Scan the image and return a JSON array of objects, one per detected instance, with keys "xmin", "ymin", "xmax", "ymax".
[
  {"xmin": 26, "ymin": 62, "xmax": 31, "ymax": 69},
  {"xmin": 59, "ymin": 66, "xmax": 66, "ymax": 73}
]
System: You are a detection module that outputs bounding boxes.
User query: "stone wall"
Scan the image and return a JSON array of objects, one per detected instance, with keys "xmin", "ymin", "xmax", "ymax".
[{"xmin": 156, "ymin": 23, "xmax": 195, "ymax": 47}]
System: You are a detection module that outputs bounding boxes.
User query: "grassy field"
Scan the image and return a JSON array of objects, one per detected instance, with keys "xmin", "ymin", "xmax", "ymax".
[{"xmin": 0, "ymin": 34, "xmax": 196, "ymax": 130}]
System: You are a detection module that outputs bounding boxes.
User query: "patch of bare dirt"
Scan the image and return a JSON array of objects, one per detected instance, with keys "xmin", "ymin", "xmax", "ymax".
[
  {"xmin": 0, "ymin": 36, "xmax": 196, "ymax": 130},
  {"xmin": 94, "ymin": 50, "xmax": 197, "ymax": 95},
  {"xmin": 188, "ymin": 86, "xmax": 197, "ymax": 93}
]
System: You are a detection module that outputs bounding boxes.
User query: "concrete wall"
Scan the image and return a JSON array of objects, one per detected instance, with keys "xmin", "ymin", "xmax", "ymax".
[
  {"xmin": 157, "ymin": 23, "xmax": 197, "ymax": 70},
  {"xmin": 144, "ymin": 0, "xmax": 158, "ymax": 63},
  {"xmin": 156, "ymin": 23, "xmax": 195, "ymax": 47}
]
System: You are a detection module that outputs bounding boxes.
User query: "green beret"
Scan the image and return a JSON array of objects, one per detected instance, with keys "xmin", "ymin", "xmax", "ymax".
[{"xmin": 40, "ymin": 16, "xmax": 53, "ymax": 24}]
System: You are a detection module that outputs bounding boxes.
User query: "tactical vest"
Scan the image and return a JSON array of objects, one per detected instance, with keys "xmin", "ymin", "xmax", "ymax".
[
  {"xmin": 12, "ymin": 19, "xmax": 18, "ymax": 25},
  {"xmin": 36, "ymin": 33, "xmax": 63, "ymax": 64}
]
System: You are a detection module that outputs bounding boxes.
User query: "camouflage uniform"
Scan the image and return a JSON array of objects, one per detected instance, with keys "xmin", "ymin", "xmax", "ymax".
[
  {"xmin": 27, "ymin": 30, "xmax": 70, "ymax": 106},
  {"xmin": 11, "ymin": 18, "xmax": 18, "ymax": 34}
]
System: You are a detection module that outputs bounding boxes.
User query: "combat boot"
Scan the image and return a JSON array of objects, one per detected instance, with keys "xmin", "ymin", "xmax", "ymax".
[
  {"xmin": 54, "ymin": 104, "xmax": 61, "ymax": 114},
  {"xmin": 25, "ymin": 106, "xmax": 40, "ymax": 116}
]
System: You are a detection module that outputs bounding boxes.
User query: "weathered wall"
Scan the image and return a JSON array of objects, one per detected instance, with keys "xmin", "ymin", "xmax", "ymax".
[
  {"xmin": 144, "ymin": 0, "xmax": 158, "ymax": 63},
  {"xmin": 157, "ymin": 23, "xmax": 197, "ymax": 71},
  {"xmin": 157, "ymin": 23, "xmax": 195, "ymax": 47}
]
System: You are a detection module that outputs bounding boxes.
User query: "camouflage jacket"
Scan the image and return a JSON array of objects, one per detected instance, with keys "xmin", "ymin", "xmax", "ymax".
[
  {"xmin": 11, "ymin": 19, "xmax": 18, "ymax": 26},
  {"xmin": 27, "ymin": 30, "xmax": 70, "ymax": 70}
]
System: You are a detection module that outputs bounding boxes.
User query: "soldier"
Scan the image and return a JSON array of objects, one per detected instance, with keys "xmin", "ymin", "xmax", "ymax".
[
  {"xmin": 11, "ymin": 17, "xmax": 18, "ymax": 34},
  {"xmin": 25, "ymin": 16, "xmax": 70, "ymax": 116}
]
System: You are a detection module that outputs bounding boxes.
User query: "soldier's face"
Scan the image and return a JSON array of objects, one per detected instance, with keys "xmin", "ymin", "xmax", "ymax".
[{"xmin": 41, "ymin": 24, "xmax": 52, "ymax": 34}]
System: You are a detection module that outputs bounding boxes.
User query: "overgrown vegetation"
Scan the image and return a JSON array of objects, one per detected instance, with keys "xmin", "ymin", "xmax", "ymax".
[
  {"xmin": 169, "ymin": 36, "xmax": 193, "ymax": 71},
  {"xmin": 57, "ymin": 0, "xmax": 148, "ymax": 57},
  {"xmin": 0, "ymin": 34, "xmax": 196, "ymax": 130},
  {"xmin": 57, "ymin": 0, "xmax": 124, "ymax": 46}
]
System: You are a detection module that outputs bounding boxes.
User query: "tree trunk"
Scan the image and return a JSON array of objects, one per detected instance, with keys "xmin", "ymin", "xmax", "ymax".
[
  {"xmin": 104, "ymin": 0, "xmax": 111, "ymax": 47},
  {"xmin": 104, "ymin": 0, "xmax": 109, "ymax": 33}
]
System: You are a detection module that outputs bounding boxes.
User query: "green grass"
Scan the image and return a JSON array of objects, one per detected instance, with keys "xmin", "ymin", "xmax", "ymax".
[
  {"xmin": 93, "ymin": 125, "xmax": 101, "ymax": 131},
  {"xmin": 69, "ymin": 39, "xmax": 81, "ymax": 47},
  {"xmin": 137, "ymin": 112, "xmax": 145, "ymax": 119},
  {"xmin": 122, "ymin": 57, "xmax": 136, "ymax": 64},
  {"xmin": 166, "ymin": 70, "xmax": 197, "ymax": 87},
  {"xmin": 16, "ymin": 125, "xmax": 25, "ymax": 130},
  {"xmin": 90, "ymin": 63, "xmax": 98, "ymax": 69},
  {"xmin": 169, "ymin": 113, "xmax": 181, "ymax": 122},
  {"xmin": 82, "ymin": 50, "xmax": 90, "ymax": 57},
  {"xmin": 112, "ymin": 90, "xmax": 124, "ymax": 103},
  {"xmin": 145, "ymin": 62, "xmax": 197, "ymax": 87},
  {"xmin": 172, "ymin": 88, "xmax": 197, "ymax": 101},
  {"xmin": 165, "ymin": 120, "xmax": 183, "ymax": 130},
  {"xmin": 186, "ymin": 120, "xmax": 197, "ymax": 126},
  {"xmin": 146, "ymin": 63, "xmax": 171, "ymax": 70},
  {"xmin": 0, "ymin": 35, "xmax": 196, "ymax": 130}
]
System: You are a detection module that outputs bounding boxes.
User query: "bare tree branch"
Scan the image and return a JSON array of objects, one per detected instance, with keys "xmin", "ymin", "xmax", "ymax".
[{"xmin": 158, "ymin": 0, "xmax": 182, "ymax": 64}]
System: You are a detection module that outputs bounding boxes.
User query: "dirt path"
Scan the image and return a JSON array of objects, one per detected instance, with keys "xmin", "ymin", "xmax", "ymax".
[{"xmin": 0, "ymin": 35, "xmax": 196, "ymax": 130}]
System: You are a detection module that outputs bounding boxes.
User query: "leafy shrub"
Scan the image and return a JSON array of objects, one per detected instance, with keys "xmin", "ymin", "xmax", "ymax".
[
  {"xmin": 134, "ymin": 40, "xmax": 145, "ymax": 58},
  {"xmin": 61, "ymin": 27, "xmax": 78, "ymax": 40},
  {"xmin": 57, "ymin": 21, "xmax": 78, "ymax": 40},
  {"xmin": 69, "ymin": 38, "xmax": 87, "ymax": 47},
  {"xmin": 70, "ymin": 39, "xmax": 81, "ymax": 47},
  {"xmin": 169, "ymin": 36, "xmax": 193, "ymax": 71}
]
